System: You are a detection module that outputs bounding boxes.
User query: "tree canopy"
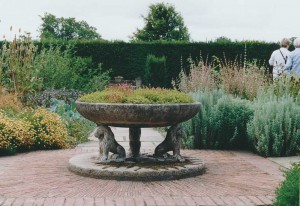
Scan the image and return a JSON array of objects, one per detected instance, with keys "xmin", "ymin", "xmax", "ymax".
[
  {"xmin": 38, "ymin": 13, "xmax": 101, "ymax": 40},
  {"xmin": 214, "ymin": 36, "xmax": 232, "ymax": 43},
  {"xmin": 131, "ymin": 3, "xmax": 190, "ymax": 42}
]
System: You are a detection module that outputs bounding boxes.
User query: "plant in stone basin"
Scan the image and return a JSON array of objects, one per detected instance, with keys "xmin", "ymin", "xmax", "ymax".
[{"xmin": 79, "ymin": 86, "xmax": 193, "ymax": 104}]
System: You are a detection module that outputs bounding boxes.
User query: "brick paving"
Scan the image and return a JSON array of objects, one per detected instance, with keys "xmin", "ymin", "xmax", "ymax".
[{"xmin": 0, "ymin": 127, "xmax": 284, "ymax": 206}]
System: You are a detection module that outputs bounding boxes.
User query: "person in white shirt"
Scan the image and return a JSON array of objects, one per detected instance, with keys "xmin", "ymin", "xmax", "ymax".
[
  {"xmin": 285, "ymin": 37, "xmax": 300, "ymax": 76},
  {"xmin": 269, "ymin": 38, "xmax": 291, "ymax": 80}
]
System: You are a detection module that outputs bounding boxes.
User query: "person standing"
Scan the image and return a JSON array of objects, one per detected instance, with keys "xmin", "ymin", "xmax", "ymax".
[
  {"xmin": 269, "ymin": 38, "xmax": 291, "ymax": 80},
  {"xmin": 285, "ymin": 38, "xmax": 300, "ymax": 76}
]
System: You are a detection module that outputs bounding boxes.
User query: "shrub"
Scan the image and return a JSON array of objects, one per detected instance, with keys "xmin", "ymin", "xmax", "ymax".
[
  {"xmin": 79, "ymin": 87, "xmax": 193, "ymax": 104},
  {"xmin": 144, "ymin": 54, "xmax": 167, "ymax": 87},
  {"xmin": 0, "ymin": 97, "xmax": 93, "ymax": 155},
  {"xmin": 274, "ymin": 74, "xmax": 300, "ymax": 98},
  {"xmin": 274, "ymin": 164, "xmax": 299, "ymax": 206},
  {"xmin": 81, "ymin": 64, "xmax": 111, "ymax": 93},
  {"xmin": 0, "ymin": 112, "xmax": 35, "ymax": 154},
  {"xmin": 25, "ymin": 88, "xmax": 82, "ymax": 108},
  {"xmin": 33, "ymin": 108, "xmax": 68, "ymax": 149},
  {"xmin": 33, "ymin": 44, "xmax": 111, "ymax": 93},
  {"xmin": 247, "ymin": 89, "xmax": 300, "ymax": 156},
  {"xmin": 19, "ymin": 108, "xmax": 69, "ymax": 150},
  {"xmin": 182, "ymin": 89, "xmax": 224, "ymax": 149},
  {"xmin": 209, "ymin": 96, "xmax": 253, "ymax": 149},
  {"xmin": 182, "ymin": 89, "xmax": 253, "ymax": 149},
  {"xmin": 49, "ymin": 99, "xmax": 95, "ymax": 145},
  {"xmin": 34, "ymin": 44, "xmax": 82, "ymax": 90}
]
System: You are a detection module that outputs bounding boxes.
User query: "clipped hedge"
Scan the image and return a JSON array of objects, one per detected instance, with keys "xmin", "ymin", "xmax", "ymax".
[
  {"xmin": 73, "ymin": 41, "xmax": 279, "ymax": 86},
  {"xmin": 23, "ymin": 40, "xmax": 281, "ymax": 87}
]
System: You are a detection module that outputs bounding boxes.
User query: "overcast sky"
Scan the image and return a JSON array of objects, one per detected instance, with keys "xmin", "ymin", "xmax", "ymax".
[{"xmin": 0, "ymin": 0, "xmax": 299, "ymax": 42}]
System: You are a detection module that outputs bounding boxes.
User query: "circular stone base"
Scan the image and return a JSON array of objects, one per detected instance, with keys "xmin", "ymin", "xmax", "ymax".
[{"xmin": 68, "ymin": 153, "xmax": 205, "ymax": 181}]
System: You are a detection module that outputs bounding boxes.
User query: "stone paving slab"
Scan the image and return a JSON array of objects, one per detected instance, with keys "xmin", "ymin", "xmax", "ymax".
[
  {"xmin": 0, "ymin": 127, "xmax": 284, "ymax": 206},
  {"xmin": 268, "ymin": 156, "xmax": 300, "ymax": 169}
]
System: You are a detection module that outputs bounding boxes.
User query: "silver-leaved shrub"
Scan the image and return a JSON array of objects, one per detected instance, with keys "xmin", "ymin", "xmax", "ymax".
[{"xmin": 247, "ymin": 89, "xmax": 300, "ymax": 157}]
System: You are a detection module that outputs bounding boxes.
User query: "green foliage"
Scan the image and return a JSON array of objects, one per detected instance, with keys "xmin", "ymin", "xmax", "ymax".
[
  {"xmin": 34, "ymin": 44, "xmax": 79, "ymax": 90},
  {"xmin": 214, "ymin": 36, "xmax": 232, "ymax": 43},
  {"xmin": 34, "ymin": 44, "xmax": 111, "ymax": 92},
  {"xmin": 49, "ymin": 99, "xmax": 96, "ymax": 145},
  {"xmin": 274, "ymin": 74, "xmax": 300, "ymax": 98},
  {"xmin": 39, "ymin": 13, "xmax": 101, "ymax": 40},
  {"xmin": 247, "ymin": 89, "xmax": 300, "ymax": 157},
  {"xmin": 181, "ymin": 134, "xmax": 195, "ymax": 149},
  {"xmin": 0, "ymin": 38, "xmax": 42, "ymax": 99},
  {"xmin": 30, "ymin": 41, "xmax": 279, "ymax": 87},
  {"xmin": 0, "ymin": 95, "xmax": 95, "ymax": 155},
  {"xmin": 182, "ymin": 89, "xmax": 253, "ymax": 149},
  {"xmin": 210, "ymin": 96, "xmax": 253, "ymax": 149},
  {"xmin": 132, "ymin": 3, "xmax": 190, "ymax": 41},
  {"xmin": 79, "ymin": 87, "xmax": 193, "ymax": 104},
  {"xmin": 81, "ymin": 64, "xmax": 111, "ymax": 93},
  {"xmin": 144, "ymin": 54, "xmax": 167, "ymax": 87},
  {"xmin": 0, "ymin": 112, "xmax": 34, "ymax": 154},
  {"xmin": 274, "ymin": 164, "xmax": 299, "ymax": 206},
  {"xmin": 0, "ymin": 107, "xmax": 69, "ymax": 155},
  {"xmin": 125, "ymin": 95, "xmax": 151, "ymax": 104},
  {"xmin": 182, "ymin": 89, "xmax": 224, "ymax": 149}
]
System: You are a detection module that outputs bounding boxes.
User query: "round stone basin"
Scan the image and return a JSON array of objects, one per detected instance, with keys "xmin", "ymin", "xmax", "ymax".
[{"xmin": 76, "ymin": 101, "xmax": 201, "ymax": 127}]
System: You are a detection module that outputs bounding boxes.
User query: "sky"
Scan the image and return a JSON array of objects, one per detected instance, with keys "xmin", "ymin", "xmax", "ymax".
[{"xmin": 0, "ymin": 0, "xmax": 299, "ymax": 42}]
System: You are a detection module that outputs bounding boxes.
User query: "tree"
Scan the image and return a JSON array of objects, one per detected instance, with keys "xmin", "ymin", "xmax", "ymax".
[
  {"xmin": 215, "ymin": 36, "xmax": 232, "ymax": 43},
  {"xmin": 131, "ymin": 3, "xmax": 190, "ymax": 41},
  {"xmin": 38, "ymin": 13, "xmax": 101, "ymax": 40}
]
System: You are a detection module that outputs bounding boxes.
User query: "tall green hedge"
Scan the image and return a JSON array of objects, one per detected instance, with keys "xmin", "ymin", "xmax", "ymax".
[
  {"xmin": 0, "ymin": 40, "xmax": 282, "ymax": 86},
  {"xmin": 71, "ymin": 41, "xmax": 279, "ymax": 84}
]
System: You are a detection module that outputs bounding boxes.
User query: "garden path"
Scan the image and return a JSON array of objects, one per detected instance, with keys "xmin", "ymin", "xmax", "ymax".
[{"xmin": 0, "ymin": 127, "xmax": 284, "ymax": 206}]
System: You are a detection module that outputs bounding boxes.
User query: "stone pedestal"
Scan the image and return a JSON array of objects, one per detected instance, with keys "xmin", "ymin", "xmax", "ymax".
[
  {"xmin": 72, "ymin": 101, "xmax": 203, "ymax": 180},
  {"xmin": 129, "ymin": 127, "xmax": 141, "ymax": 157}
]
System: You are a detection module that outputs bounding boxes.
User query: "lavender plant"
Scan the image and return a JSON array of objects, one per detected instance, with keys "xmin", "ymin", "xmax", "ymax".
[{"xmin": 247, "ymin": 89, "xmax": 300, "ymax": 156}]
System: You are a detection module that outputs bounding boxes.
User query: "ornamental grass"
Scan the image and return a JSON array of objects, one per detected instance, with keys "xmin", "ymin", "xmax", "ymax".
[{"xmin": 173, "ymin": 56, "xmax": 269, "ymax": 100}]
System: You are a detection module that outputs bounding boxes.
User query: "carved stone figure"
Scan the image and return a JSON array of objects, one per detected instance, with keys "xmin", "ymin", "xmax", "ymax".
[
  {"xmin": 154, "ymin": 124, "xmax": 185, "ymax": 161},
  {"xmin": 94, "ymin": 125, "xmax": 126, "ymax": 161}
]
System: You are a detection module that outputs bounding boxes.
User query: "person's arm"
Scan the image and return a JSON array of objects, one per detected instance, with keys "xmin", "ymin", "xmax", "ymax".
[
  {"xmin": 269, "ymin": 52, "xmax": 275, "ymax": 66},
  {"xmin": 285, "ymin": 53, "xmax": 293, "ymax": 72}
]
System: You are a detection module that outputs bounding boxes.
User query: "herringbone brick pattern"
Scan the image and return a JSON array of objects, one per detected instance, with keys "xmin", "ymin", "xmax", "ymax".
[{"xmin": 0, "ymin": 128, "xmax": 283, "ymax": 205}]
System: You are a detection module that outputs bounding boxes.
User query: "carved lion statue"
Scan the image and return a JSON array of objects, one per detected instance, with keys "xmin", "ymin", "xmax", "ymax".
[
  {"xmin": 94, "ymin": 125, "xmax": 126, "ymax": 161},
  {"xmin": 154, "ymin": 124, "xmax": 186, "ymax": 161}
]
